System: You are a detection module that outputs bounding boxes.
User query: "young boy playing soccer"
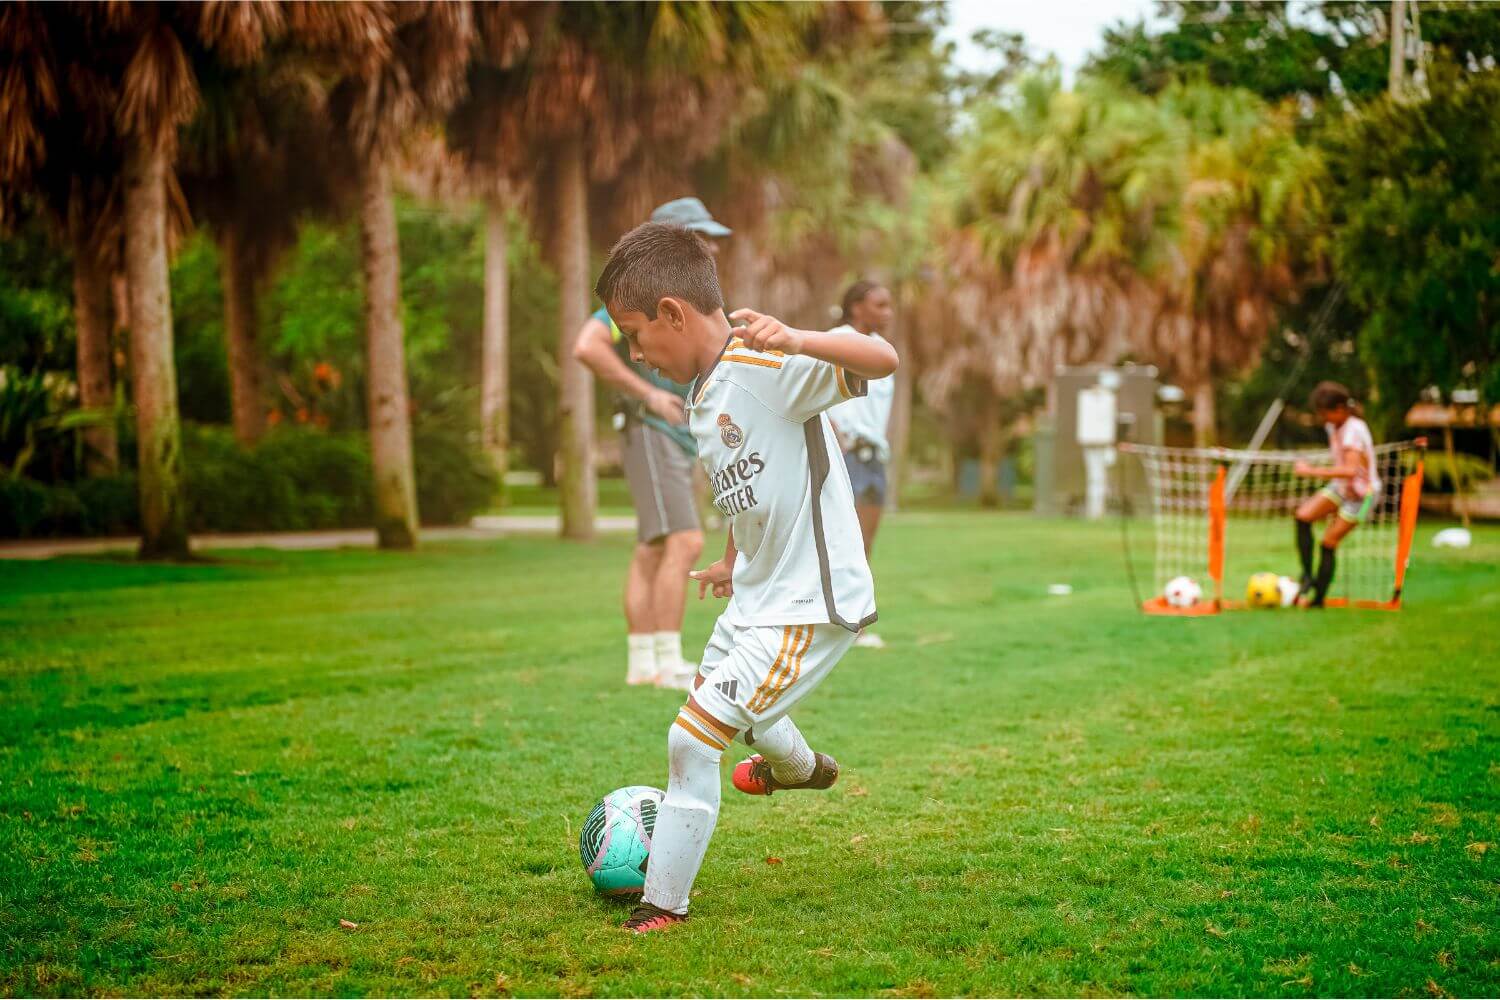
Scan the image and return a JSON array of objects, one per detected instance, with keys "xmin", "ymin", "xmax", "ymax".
[
  {"xmin": 1293, "ymin": 381, "xmax": 1380, "ymax": 607},
  {"xmin": 594, "ymin": 222, "xmax": 899, "ymax": 934}
]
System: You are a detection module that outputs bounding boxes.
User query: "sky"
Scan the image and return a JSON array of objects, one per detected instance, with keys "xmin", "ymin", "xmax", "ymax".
[{"xmin": 940, "ymin": 0, "xmax": 1168, "ymax": 84}]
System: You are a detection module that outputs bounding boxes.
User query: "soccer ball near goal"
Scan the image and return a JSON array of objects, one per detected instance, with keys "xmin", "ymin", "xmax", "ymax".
[
  {"xmin": 1164, "ymin": 575, "xmax": 1202, "ymax": 609},
  {"xmin": 579, "ymin": 785, "xmax": 662, "ymax": 896},
  {"xmin": 1246, "ymin": 572, "xmax": 1282, "ymax": 608}
]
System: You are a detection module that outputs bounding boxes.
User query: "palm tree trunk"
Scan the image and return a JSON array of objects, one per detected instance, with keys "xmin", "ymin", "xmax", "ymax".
[
  {"xmin": 552, "ymin": 136, "xmax": 596, "ymax": 540},
  {"xmin": 123, "ymin": 138, "xmax": 190, "ymax": 560},
  {"xmin": 358, "ymin": 159, "xmax": 419, "ymax": 549},
  {"xmin": 482, "ymin": 197, "xmax": 511, "ymax": 496},
  {"xmin": 219, "ymin": 228, "xmax": 267, "ymax": 447},
  {"xmin": 977, "ymin": 394, "xmax": 1006, "ymax": 508},
  {"xmin": 71, "ymin": 232, "xmax": 117, "ymax": 476},
  {"xmin": 1193, "ymin": 379, "xmax": 1216, "ymax": 448},
  {"xmin": 886, "ymin": 303, "xmax": 912, "ymax": 510}
]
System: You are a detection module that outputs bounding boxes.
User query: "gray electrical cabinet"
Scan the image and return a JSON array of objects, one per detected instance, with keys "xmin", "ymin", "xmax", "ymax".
[{"xmin": 1037, "ymin": 364, "xmax": 1162, "ymax": 516}]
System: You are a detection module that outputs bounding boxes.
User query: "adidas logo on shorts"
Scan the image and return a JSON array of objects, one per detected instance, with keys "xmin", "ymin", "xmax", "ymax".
[{"xmin": 715, "ymin": 679, "xmax": 739, "ymax": 700}]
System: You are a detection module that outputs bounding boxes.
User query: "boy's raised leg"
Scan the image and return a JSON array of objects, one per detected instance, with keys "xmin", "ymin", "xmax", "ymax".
[{"xmin": 734, "ymin": 716, "xmax": 839, "ymax": 796}]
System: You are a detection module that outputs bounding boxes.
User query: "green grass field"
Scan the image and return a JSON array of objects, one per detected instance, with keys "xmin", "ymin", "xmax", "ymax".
[{"xmin": 2, "ymin": 514, "xmax": 1498, "ymax": 997}]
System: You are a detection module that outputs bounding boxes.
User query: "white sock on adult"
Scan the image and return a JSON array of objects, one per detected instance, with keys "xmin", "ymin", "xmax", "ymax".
[
  {"xmin": 642, "ymin": 718, "xmax": 724, "ymax": 914},
  {"xmin": 749, "ymin": 715, "xmax": 816, "ymax": 785},
  {"xmin": 627, "ymin": 634, "xmax": 657, "ymax": 685},
  {"xmin": 653, "ymin": 631, "xmax": 684, "ymax": 678}
]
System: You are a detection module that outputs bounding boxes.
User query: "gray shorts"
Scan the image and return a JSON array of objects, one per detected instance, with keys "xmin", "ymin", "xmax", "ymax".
[
  {"xmin": 843, "ymin": 447, "xmax": 887, "ymax": 506},
  {"xmin": 622, "ymin": 422, "xmax": 700, "ymax": 543}
]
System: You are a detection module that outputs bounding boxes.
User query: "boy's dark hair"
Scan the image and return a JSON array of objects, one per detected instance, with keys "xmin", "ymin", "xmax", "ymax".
[
  {"xmin": 1310, "ymin": 381, "xmax": 1352, "ymax": 411},
  {"xmin": 594, "ymin": 222, "xmax": 724, "ymax": 319},
  {"xmin": 839, "ymin": 279, "xmax": 883, "ymax": 324}
]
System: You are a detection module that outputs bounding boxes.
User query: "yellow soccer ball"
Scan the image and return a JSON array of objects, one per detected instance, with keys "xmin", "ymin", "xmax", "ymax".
[{"xmin": 1246, "ymin": 572, "xmax": 1282, "ymax": 609}]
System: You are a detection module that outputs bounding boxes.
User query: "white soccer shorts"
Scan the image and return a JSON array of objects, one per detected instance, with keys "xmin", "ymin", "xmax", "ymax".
[{"xmin": 690, "ymin": 616, "xmax": 855, "ymax": 736}]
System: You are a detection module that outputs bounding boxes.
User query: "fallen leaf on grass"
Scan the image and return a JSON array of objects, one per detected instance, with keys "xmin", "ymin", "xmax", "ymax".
[
  {"xmin": 1219, "ymin": 890, "xmax": 1235, "ymax": 899},
  {"xmin": 1437, "ymin": 950, "xmax": 1454, "ymax": 969},
  {"xmin": 1415, "ymin": 918, "xmax": 1435, "ymax": 937},
  {"xmin": 339, "ymin": 919, "xmax": 358, "ymax": 930},
  {"xmin": 494, "ymin": 972, "xmax": 511, "ymax": 993},
  {"xmin": 1348, "ymin": 963, "xmax": 1368, "ymax": 977},
  {"xmin": 850, "ymin": 835, "xmax": 867, "ymax": 845},
  {"xmin": 1465, "ymin": 841, "xmax": 1490, "ymax": 857},
  {"xmin": 1425, "ymin": 978, "xmax": 1449, "ymax": 998},
  {"xmin": 765, "ymin": 856, "xmax": 783, "ymax": 865},
  {"xmin": 731, "ymin": 974, "xmax": 752, "ymax": 988},
  {"xmin": 1204, "ymin": 922, "xmax": 1229, "ymax": 939}
]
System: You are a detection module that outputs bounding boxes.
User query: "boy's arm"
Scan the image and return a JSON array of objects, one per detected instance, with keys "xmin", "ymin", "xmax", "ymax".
[{"xmin": 730, "ymin": 308, "xmax": 898, "ymax": 379}]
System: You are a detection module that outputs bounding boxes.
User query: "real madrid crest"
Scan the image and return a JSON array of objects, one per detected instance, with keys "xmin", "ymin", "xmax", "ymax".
[{"xmin": 717, "ymin": 413, "xmax": 744, "ymax": 448}]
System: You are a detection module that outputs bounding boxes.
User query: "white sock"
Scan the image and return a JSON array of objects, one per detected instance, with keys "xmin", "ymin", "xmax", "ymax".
[
  {"xmin": 750, "ymin": 716, "xmax": 815, "ymax": 785},
  {"xmin": 642, "ymin": 717, "xmax": 725, "ymax": 914},
  {"xmin": 653, "ymin": 631, "xmax": 684, "ymax": 677},
  {"xmin": 627, "ymin": 634, "xmax": 657, "ymax": 684}
]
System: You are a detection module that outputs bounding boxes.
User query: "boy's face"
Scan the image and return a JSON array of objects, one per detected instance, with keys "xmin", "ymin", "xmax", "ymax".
[{"xmin": 607, "ymin": 298, "xmax": 698, "ymax": 385}]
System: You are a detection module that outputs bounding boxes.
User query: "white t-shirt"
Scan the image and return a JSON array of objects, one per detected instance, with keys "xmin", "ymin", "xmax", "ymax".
[
  {"xmin": 686, "ymin": 336, "xmax": 877, "ymax": 632},
  {"xmin": 1327, "ymin": 415, "xmax": 1380, "ymax": 497},
  {"xmin": 827, "ymin": 326, "xmax": 896, "ymax": 461}
]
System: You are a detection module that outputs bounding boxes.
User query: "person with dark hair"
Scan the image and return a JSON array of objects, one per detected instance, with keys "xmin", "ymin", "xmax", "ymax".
[
  {"xmin": 594, "ymin": 221, "xmax": 899, "ymax": 935},
  {"xmin": 572, "ymin": 198, "xmax": 732, "ymax": 690},
  {"xmin": 1292, "ymin": 380, "xmax": 1380, "ymax": 606},
  {"xmin": 827, "ymin": 280, "xmax": 896, "ymax": 648}
]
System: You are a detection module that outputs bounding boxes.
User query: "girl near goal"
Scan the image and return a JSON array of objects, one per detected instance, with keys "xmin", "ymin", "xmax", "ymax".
[{"xmin": 1293, "ymin": 381, "xmax": 1380, "ymax": 606}]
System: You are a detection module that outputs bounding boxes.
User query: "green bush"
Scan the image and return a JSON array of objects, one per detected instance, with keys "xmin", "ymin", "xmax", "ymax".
[
  {"xmin": 414, "ymin": 418, "xmax": 498, "ymax": 526},
  {"xmin": 0, "ymin": 476, "xmax": 54, "ymax": 537},
  {"xmin": 183, "ymin": 424, "xmax": 375, "ymax": 533},
  {"xmin": 2, "ymin": 420, "xmax": 495, "ymax": 538}
]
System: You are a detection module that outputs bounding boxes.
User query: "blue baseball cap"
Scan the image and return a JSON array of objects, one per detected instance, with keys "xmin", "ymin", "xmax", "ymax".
[{"xmin": 650, "ymin": 197, "xmax": 732, "ymax": 238}]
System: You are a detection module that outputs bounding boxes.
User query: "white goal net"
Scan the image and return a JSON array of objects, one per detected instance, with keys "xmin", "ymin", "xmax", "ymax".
[{"xmin": 1120, "ymin": 440, "xmax": 1427, "ymax": 613}]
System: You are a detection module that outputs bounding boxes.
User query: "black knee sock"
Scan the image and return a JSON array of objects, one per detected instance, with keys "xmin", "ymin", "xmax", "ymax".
[
  {"xmin": 1296, "ymin": 520, "xmax": 1314, "ymax": 578},
  {"xmin": 1312, "ymin": 543, "xmax": 1336, "ymax": 604}
]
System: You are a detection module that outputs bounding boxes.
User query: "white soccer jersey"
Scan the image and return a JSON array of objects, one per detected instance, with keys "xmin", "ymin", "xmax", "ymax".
[
  {"xmin": 685, "ymin": 336, "xmax": 877, "ymax": 632},
  {"xmin": 1326, "ymin": 415, "xmax": 1380, "ymax": 498},
  {"xmin": 827, "ymin": 326, "xmax": 896, "ymax": 461}
]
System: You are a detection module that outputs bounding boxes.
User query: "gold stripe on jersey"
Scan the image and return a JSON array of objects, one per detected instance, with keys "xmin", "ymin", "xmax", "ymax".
[
  {"xmin": 721, "ymin": 354, "xmax": 784, "ymax": 371},
  {"xmin": 754, "ymin": 624, "xmax": 812, "ymax": 714},
  {"xmin": 674, "ymin": 712, "xmax": 729, "ymax": 750},
  {"xmin": 835, "ymin": 365, "xmax": 854, "ymax": 398},
  {"xmin": 746, "ymin": 626, "xmax": 795, "ymax": 713}
]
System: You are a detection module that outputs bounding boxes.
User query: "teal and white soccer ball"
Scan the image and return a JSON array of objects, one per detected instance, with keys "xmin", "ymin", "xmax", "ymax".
[{"xmin": 579, "ymin": 785, "xmax": 663, "ymax": 896}]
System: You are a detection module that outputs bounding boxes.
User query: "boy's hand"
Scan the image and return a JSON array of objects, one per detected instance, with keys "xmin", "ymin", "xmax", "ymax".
[
  {"xmin": 729, "ymin": 308, "xmax": 805, "ymax": 356},
  {"xmin": 689, "ymin": 560, "xmax": 734, "ymax": 600}
]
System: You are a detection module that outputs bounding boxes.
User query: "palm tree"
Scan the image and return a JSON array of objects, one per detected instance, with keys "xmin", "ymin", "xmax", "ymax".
[
  {"xmin": 1144, "ymin": 82, "xmax": 1326, "ymax": 445},
  {"xmin": 323, "ymin": 1, "xmax": 476, "ymax": 549},
  {"xmin": 3, "ymin": 4, "xmax": 222, "ymax": 559},
  {"xmin": 443, "ymin": 3, "xmax": 548, "ymax": 492},
  {"xmin": 486, "ymin": 2, "xmax": 824, "ymax": 539},
  {"xmin": 178, "ymin": 58, "xmax": 349, "ymax": 447},
  {"xmin": 921, "ymin": 73, "xmax": 1184, "ymax": 501}
]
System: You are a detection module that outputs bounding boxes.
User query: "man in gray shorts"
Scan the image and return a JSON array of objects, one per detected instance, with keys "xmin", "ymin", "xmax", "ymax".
[{"xmin": 573, "ymin": 197, "xmax": 731, "ymax": 689}]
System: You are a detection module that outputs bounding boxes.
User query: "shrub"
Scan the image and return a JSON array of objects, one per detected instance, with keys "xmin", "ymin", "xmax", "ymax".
[{"xmin": 414, "ymin": 418, "xmax": 498, "ymax": 526}]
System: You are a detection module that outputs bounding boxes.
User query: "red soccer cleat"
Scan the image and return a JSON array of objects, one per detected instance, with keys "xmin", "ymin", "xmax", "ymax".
[
  {"xmin": 623, "ymin": 901, "xmax": 687, "ymax": 935},
  {"xmin": 732, "ymin": 752, "xmax": 839, "ymax": 796}
]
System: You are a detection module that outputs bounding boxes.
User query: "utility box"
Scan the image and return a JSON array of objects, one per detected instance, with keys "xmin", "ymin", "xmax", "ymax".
[{"xmin": 1039, "ymin": 364, "xmax": 1161, "ymax": 516}]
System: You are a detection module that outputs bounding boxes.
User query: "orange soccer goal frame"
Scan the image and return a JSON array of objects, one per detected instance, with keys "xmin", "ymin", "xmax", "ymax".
[{"xmin": 1138, "ymin": 442, "xmax": 1426, "ymax": 616}]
